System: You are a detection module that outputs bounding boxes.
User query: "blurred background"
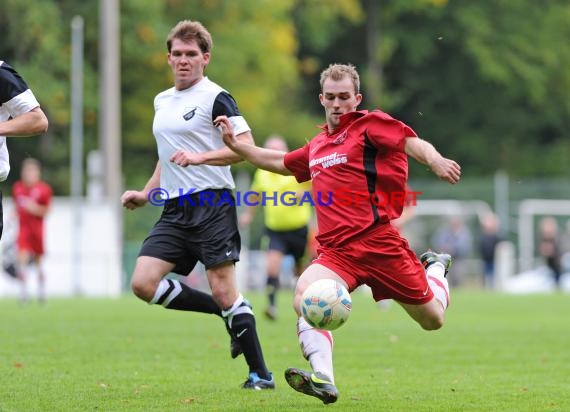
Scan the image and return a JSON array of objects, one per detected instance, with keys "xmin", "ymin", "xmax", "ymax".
[{"xmin": 1, "ymin": 0, "xmax": 569, "ymax": 297}]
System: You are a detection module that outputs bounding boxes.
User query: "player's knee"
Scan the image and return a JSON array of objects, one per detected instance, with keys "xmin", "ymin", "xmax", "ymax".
[
  {"xmin": 419, "ymin": 313, "xmax": 445, "ymax": 331},
  {"xmin": 210, "ymin": 283, "xmax": 237, "ymax": 309},
  {"xmin": 131, "ymin": 276, "xmax": 154, "ymax": 302}
]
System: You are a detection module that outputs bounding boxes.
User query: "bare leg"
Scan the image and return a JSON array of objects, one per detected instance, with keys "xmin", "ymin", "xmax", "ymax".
[
  {"xmin": 16, "ymin": 250, "xmax": 31, "ymax": 304},
  {"xmin": 397, "ymin": 299, "xmax": 445, "ymax": 330},
  {"xmin": 34, "ymin": 255, "xmax": 46, "ymax": 304},
  {"xmin": 265, "ymin": 249, "xmax": 284, "ymax": 319}
]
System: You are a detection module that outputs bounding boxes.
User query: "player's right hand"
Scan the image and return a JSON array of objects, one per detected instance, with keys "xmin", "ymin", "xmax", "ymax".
[
  {"xmin": 238, "ymin": 211, "xmax": 253, "ymax": 227},
  {"xmin": 214, "ymin": 115, "xmax": 238, "ymax": 149},
  {"xmin": 121, "ymin": 190, "xmax": 148, "ymax": 210},
  {"xmin": 431, "ymin": 157, "xmax": 461, "ymax": 184}
]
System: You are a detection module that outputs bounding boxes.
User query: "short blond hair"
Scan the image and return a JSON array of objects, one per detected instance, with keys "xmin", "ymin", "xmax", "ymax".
[
  {"xmin": 166, "ymin": 20, "xmax": 213, "ymax": 53},
  {"xmin": 319, "ymin": 63, "xmax": 360, "ymax": 95}
]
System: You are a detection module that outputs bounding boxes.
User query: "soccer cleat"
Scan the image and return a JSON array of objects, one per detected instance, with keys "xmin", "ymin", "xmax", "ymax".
[
  {"xmin": 420, "ymin": 251, "xmax": 452, "ymax": 277},
  {"xmin": 264, "ymin": 305, "xmax": 277, "ymax": 321},
  {"xmin": 242, "ymin": 372, "xmax": 275, "ymax": 390},
  {"xmin": 284, "ymin": 368, "xmax": 338, "ymax": 404}
]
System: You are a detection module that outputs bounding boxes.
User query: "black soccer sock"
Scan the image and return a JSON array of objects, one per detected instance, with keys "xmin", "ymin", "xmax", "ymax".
[
  {"xmin": 266, "ymin": 276, "xmax": 279, "ymax": 307},
  {"xmin": 224, "ymin": 299, "xmax": 271, "ymax": 379},
  {"xmin": 229, "ymin": 311, "xmax": 271, "ymax": 380},
  {"xmin": 152, "ymin": 279, "xmax": 221, "ymax": 316}
]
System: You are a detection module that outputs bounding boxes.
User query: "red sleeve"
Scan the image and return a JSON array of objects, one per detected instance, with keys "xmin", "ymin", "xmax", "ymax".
[
  {"xmin": 284, "ymin": 145, "xmax": 311, "ymax": 183},
  {"xmin": 39, "ymin": 183, "xmax": 53, "ymax": 206},
  {"xmin": 365, "ymin": 111, "xmax": 417, "ymax": 152}
]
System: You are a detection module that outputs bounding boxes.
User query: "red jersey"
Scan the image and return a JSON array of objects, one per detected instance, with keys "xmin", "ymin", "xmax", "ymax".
[
  {"xmin": 12, "ymin": 180, "xmax": 52, "ymax": 254},
  {"xmin": 284, "ymin": 110, "xmax": 417, "ymax": 247}
]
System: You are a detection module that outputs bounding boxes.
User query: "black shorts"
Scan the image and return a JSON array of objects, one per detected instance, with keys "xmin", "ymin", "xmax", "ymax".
[
  {"xmin": 139, "ymin": 189, "xmax": 241, "ymax": 275},
  {"xmin": 266, "ymin": 226, "xmax": 308, "ymax": 263}
]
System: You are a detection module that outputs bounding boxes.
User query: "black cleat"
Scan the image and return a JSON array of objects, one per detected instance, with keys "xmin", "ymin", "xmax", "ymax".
[
  {"xmin": 420, "ymin": 251, "xmax": 452, "ymax": 277},
  {"xmin": 284, "ymin": 368, "xmax": 338, "ymax": 404},
  {"xmin": 242, "ymin": 372, "xmax": 275, "ymax": 390},
  {"xmin": 264, "ymin": 305, "xmax": 277, "ymax": 321}
]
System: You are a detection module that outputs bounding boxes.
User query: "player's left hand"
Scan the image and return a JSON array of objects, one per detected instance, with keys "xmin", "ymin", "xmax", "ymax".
[
  {"xmin": 170, "ymin": 150, "xmax": 203, "ymax": 167},
  {"xmin": 431, "ymin": 157, "xmax": 461, "ymax": 184}
]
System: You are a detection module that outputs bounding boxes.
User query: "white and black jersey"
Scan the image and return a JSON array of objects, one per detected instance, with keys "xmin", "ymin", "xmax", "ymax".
[
  {"xmin": 0, "ymin": 61, "xmax": 41, "ymax": 181},
  {"xmin": 153, "ymin": 76, "xmax": 250, "ymax": 198}
]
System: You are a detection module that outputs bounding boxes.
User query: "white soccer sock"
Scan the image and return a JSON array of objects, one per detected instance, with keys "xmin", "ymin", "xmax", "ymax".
[
  {"xmin": 221, "ymin": 293, "xmax": 245, "ymax": 317},
  {"xmin": 149, "ymin": 278, "xmax": 182, "ymax": 305},
  {"xmin": 426, "ymin": 263, "xmax": 450, "ymax": 310},
  {"xmin": 221, "ymin": 294, "xmax": 254, "ymax": 329},
  {"xmin": 297, "ymin": 316, "xmax": 335, "ymax": 383}
]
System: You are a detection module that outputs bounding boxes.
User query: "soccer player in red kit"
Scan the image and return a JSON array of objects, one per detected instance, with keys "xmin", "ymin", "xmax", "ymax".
[
  {"xmin": 216, "ymin": 63, "xmax": 461, "ymax": 404},
  {"xmin": 12, "ymin": 158, "xmax": 52, "ymax": 303}
]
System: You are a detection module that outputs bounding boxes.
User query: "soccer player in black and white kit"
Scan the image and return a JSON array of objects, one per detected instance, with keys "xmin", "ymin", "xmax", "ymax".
[
  {"xmin": 0, "ymin": 60, "xmax": 49, "ymax": 239},
  {"xmin": 120, "ymin": 20, "xmax": 274, "ymax": 390}
]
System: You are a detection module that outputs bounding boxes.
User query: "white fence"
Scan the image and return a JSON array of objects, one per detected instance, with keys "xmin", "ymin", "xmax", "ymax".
[{"xmin": 0, "ymin": 197, "xmax": 122, "ymax": 298}]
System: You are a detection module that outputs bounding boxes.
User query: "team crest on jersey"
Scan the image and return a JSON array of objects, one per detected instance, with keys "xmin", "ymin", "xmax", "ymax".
[
  {"xmin": 182, "ymin": 107, "xmax": 197, "ymax": 121},
  {"xmin": 332, "ymin": 130, "xmax": 348, "ymax": 144}
]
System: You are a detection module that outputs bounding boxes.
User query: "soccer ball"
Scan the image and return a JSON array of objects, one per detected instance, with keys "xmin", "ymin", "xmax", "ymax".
[{"xmin": 301, "ymin": 279, "xmax": 352, "ymax": 331}]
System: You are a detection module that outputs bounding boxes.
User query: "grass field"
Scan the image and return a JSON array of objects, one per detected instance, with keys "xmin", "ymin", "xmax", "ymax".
[{"xmin": 1, "ymin": 290, "xmax": 569, "ymax": 411}]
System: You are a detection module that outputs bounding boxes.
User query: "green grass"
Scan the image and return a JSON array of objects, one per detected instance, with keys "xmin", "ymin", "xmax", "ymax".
[{"xmin": 1, "ymin": 291, "xmax": 569, "ymax": 411}]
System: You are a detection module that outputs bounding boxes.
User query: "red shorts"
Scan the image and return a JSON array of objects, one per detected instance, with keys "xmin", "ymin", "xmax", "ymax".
[
  {"xmin": 17, "ymin": 229, "xmax": 45, "ymax": 256},
  {"xmin": 313, "ymin": 223, "xmax": 433, "ymax": 305}
]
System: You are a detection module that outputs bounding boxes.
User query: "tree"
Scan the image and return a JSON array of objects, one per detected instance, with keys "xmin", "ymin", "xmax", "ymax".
[
  {"xmin": 301, "ymin": 0, "xmax": 570, "ymax": 176},
  {"xmin": 382, "ymin": 0, "xmax": 570, "ymax": 176}
]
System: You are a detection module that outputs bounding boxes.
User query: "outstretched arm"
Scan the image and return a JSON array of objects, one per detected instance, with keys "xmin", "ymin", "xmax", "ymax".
[
  {"xmin": 214, "ymin": 115, "xmax": 292, "ymax": 175},
  {"xmin": 405, "ymin": 137, "xmax": 461, "ymax": 184},
  {"xmin": 169, "ymin": 130, "xmax": 254, "ymax": 167}
]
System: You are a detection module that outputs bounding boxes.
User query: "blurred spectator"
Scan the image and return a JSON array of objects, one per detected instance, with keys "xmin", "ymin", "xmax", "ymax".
[
  {"xmin": 560, "ymin": 219, "xmax": 570, "ymax": 274},
  {"xmin": 479, "ymin": 213, "xmax": 502, "ymax": 289},
  {"xmin": 432, "ymin": 217, "xmax": 472, "ymax": 286},
  {"xmin": 12, "ymin": 158, "xmax": 53, "ymax": 303},
  {"xmin": 537, "ymin": 216, "xmax": 562, "ymax": 288}
]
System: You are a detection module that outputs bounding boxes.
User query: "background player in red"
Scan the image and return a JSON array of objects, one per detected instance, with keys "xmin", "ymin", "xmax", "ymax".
[
  {"xmin": 216, "ymin": 63, "xmax": 461, "ymax": 404},
  {"xmin": 12, "ymin": 158, "xmax": 52, "ymax": 304}
]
